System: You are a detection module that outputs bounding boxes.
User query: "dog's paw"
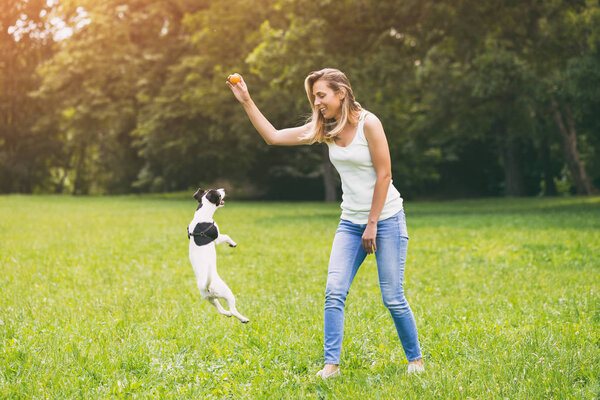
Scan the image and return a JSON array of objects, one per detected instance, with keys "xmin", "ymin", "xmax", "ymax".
[
  {"xmin": 229, "ymin": 242, "xmax": 237, "ymax": 248},
  {"xmin": 240, "ymin": 318, "xmax": 250, "ymax": 324}
]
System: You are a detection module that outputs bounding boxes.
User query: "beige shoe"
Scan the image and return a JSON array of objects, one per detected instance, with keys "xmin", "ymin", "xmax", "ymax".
[
  {"xmin": 316, "ymin": 368, "xmax": 341, "ymax": 379},
  {"xmin": 407, "ymin": 363, "xmax": 425, "ymax": 374}
]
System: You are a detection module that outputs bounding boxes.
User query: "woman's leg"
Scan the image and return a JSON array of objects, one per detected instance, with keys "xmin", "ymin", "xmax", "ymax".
[
  {"xmin": 324, "ymin": 219, "xmax": 367, "ymax": 365},
  {"xmin": 374, "ymin": 211, "xmax": 422, "ymax": 362}
]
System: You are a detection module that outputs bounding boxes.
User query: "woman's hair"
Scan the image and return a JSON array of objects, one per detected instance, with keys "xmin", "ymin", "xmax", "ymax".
[{"xmin": 303, "ymin": 68, "xmax": 362, "ymax": 144}]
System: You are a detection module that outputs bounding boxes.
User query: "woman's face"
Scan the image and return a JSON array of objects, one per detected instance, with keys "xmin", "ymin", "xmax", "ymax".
[{"xmin": 312, "ymin": 79, "xmax": 344, "ymax": 120}]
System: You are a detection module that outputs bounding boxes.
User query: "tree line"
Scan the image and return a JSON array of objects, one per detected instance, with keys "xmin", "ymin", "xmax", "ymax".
[{"xmin": 1, "ymin": 0, "xmax": 599, "ymax": 199}]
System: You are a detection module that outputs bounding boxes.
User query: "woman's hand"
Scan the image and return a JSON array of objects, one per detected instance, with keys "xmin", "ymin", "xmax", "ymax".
[
  {"xmin": 226, "ymin": 74, "xmax": 251, "ymax": 104},
  {"xmin": 362, "ymin": 223, "xmax": 377, "ymax": 254}
]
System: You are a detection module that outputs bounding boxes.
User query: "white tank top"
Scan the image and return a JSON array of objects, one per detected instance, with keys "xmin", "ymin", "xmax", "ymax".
[{"xmin": 327, "ymin": 110, "xmax": 403, "ymax": 224}]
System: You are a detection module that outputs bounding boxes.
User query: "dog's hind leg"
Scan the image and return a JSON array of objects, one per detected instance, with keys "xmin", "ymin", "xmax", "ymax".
[
  {"xmin": 208, "ymin": 298, "xmax": 232, "ymax": 317},
  {"xmin": 197, "ymin": 279, "xmax": 231, "ymax": 317},
  {"xmin": 218, "ymin": 285, "xmax": 249, "ymax": 324}
]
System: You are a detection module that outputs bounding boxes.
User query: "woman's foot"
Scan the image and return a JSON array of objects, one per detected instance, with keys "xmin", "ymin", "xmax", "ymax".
[
  {"xmin": 407, "ymin": 359, "xmax": 424, "ymax": 374},
  {"xmin": 316, "ymin": 364, "xmax": 340, "ymax": 379}
]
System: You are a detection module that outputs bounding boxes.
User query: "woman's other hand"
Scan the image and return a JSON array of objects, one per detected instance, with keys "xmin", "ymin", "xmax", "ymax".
[
  {"xmin": 226, "ymin": 74, "xmax": 251, "ymax": 104},
  {"xmin": 362, "ymin": 223, "xmax": 377, "ymax": 254}
]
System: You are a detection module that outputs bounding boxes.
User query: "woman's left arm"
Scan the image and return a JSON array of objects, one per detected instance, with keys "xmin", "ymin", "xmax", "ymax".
[{"xmin": 362, "ymin": 114, "xmax": 393, "ymax": 254}]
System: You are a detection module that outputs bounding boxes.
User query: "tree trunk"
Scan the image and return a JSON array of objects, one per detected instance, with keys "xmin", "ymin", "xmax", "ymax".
[
  {"xmin": 540, "ymin": 136, "xmax": 557, "ymax": 196},
  {"xmin": 496, "ymin": 118, "xmax": 524, "ymax": 197},
  {"xmin": 321, "ymin": 143, "xmax": 338, "ymax": 202},
  {"xmin": 550, "ymin": 98, "xmax": 596, "ymax": 195},
  {"xmin": 501, "ymin": 136, "xmax": 525, "ymax": 196},
  {"xmin": 55, "ymin": 168, "xmax": 68, "ymax": 194},
  {"xmin": 73, "ymin": 142, "xmax": 87, "ymax": 195}
]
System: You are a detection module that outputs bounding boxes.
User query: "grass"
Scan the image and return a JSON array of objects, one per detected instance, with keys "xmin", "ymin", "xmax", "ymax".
[{"xmin": 0, "ymin": 195, "xmax": 599, "ymax": 399}]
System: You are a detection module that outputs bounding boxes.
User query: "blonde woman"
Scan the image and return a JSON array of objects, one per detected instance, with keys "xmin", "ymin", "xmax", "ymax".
[{"xmin": 227, "ymin": 68, "xmax": 424, "ymax": 378}]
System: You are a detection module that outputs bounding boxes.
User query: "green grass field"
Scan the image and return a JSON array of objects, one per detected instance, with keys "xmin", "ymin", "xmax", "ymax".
[{"xmin": 1, "ymin": 195, "xmax": 599, "ymax": 399}]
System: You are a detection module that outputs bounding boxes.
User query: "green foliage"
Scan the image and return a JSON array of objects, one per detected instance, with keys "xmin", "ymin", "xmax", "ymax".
[
  {"xmin": 0, "ymin": 195, "xmax": 599, "ymax": 398},
  {"xmin": 32, "ymin": 0, "xmax": 199, "ymax": 194},
  {"xmin": 133, "ymin": 0, "xmax": 276, "ymax": 192},
  {"xmin": 0, "ymin": 0, "xmax": 57, "ymax": 192},
  {"xmin": 2, "ymin": 0, "xmax": 600, "ymax": 197}
]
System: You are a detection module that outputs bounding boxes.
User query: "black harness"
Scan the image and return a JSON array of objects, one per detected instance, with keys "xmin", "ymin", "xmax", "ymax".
[{"xmin": 187, "ymin": 222, "xmax": 219, "ymax": 246}]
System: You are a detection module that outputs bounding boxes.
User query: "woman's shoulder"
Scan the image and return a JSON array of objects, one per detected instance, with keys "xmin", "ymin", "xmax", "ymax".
[{"xmin": 362, "ymin": 111, "xmax": 383, "ymax": 133}]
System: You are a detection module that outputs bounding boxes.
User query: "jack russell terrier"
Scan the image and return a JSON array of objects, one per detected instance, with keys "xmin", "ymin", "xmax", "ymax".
[{"xmin": 187, "ymin": 188, "xmax": 249, "ymax": 323}]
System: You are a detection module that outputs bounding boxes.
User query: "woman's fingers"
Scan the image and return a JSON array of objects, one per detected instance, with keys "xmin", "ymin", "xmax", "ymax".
[
  {"xmin": 362, "ymin": 238, "xmax": 376, "ymax": 254},
  {"xmin": 226, "ymin": 74, "xmax": 247, "ymax": 90},
  {"xmin": 362, "ymin": 224, "xmax": 377, "ymax": 254},
  {"xmin": 227, "ymin": 74, "xmax": 244, "ymax": 86},
  {"xmin": 225, "ymin": 76, "xmax": 250, "ymax": 103}
]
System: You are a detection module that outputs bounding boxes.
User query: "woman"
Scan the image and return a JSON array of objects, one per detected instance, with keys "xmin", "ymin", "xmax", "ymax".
[{"xmin": 227, "ymin": 68, "xmax": 424, "ymax": 378}]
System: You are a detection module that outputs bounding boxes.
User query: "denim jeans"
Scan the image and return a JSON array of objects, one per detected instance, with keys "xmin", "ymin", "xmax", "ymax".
[{"xmin": 324, "ymin": 210, "xmax": 422, "ymax": 364}]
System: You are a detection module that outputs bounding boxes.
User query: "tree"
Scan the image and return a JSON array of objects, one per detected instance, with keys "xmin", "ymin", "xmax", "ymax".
[
  {"xmin": 538, "ymin": 0, "xmax": 600, "ymax": 194},
  {"xmin": 133, "ymin": 0, "xmax": 276, "ymax": 193},
  {"xmin": 0, "ymin": 0, "xmax": 57, "ymax": 193},
  {"xmin": 34, "ymin": 0, "xmax": 200, "ymax": 193},
  {"xmin": 244, "ymin": 0, "xmax": 443, "ymax": 200},
  {"xmin": 4, "ymin": 0, "xmax": 599, "ymax": 198},
  {"xmin": 410, "ymin": 0, "xmax": 598, "ymax": 196}
]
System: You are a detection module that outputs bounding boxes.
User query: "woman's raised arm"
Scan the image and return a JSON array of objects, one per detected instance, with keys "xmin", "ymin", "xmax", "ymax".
[{"xmin": 226, "ymin": 74, "xmax": 313, "ymax": 146}]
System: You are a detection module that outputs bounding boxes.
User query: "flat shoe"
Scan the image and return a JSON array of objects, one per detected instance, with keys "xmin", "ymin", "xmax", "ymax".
[{"xmin": 316, "ymin": 368, "xmax": 341, "ymax": 379}]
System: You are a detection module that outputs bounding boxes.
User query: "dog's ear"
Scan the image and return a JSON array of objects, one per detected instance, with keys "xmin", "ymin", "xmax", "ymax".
[{"xmin": 193, "ymin": 188, "xmax": 205, "ymax": 201}]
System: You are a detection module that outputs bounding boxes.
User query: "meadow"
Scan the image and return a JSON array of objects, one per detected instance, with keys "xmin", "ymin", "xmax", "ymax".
[{"xmin": 1, "ymin": 195, "xmax": 599, "ymax": 399}]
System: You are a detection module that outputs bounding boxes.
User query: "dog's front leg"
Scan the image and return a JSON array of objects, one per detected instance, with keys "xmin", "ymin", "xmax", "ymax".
[{"xmin": 215, "ymin": 234, "xmax": 237, "ymax": 248}]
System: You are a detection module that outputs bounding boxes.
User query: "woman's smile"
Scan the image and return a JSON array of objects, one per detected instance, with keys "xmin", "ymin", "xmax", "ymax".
[{"xmin": 313, "ymin": 79, "xmax": 342, "ymax": 120}]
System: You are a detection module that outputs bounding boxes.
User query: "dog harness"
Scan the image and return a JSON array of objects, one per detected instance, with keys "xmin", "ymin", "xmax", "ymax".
[{"xmin": 187, "ymin": 222, "xmax": 219, "ymax": 246}]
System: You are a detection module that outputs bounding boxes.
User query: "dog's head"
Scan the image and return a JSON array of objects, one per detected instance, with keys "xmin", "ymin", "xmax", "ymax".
[{"xmin": 193, "ymin": 188, "xmax": 226, "ymax": 210}]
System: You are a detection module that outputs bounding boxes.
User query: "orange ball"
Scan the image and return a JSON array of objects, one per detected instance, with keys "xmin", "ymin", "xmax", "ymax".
[{"xmin": 229, "ymin": 74, "xmax": 241, "ymax": 84}]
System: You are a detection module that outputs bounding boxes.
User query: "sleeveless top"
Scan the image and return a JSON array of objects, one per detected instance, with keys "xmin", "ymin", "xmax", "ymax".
[{"xmin": 327, "ymin": 110, "xmax": 403, "ymax": 224}]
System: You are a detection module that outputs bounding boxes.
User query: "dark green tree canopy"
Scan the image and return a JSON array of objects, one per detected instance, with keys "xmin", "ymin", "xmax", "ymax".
[{"xmin": 1, "ymin": 0, "xmax": 598, "ymax": 197}]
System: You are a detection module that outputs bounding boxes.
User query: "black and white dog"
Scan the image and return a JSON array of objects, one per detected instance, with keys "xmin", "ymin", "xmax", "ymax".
[{"xmin": 187, "ymin": 188, "xmax": 249, "ymax": 323}]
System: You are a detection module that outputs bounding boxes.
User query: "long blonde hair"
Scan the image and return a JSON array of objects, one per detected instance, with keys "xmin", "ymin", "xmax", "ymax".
[{"xmin": 304, "ymin": 68, "xmax": 362, "ymax": 144}]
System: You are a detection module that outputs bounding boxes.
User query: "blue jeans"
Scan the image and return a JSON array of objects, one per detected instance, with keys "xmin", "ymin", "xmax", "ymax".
[{"xmin": 324, "ymin": 210, "xmax": 422, "ymax": 364}]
